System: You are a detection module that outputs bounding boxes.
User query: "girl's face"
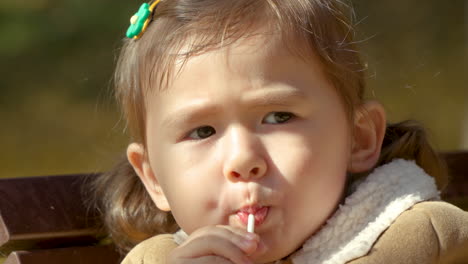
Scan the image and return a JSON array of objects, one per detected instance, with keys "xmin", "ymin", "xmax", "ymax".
[{"xmin": 143, "ymin": 35, "xmax": 351, "ymax": 262}]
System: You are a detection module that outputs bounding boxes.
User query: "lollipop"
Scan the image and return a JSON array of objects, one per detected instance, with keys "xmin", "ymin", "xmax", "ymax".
[{"xmin": 247, "ymin": 214, "xmax": 255, "ymax": 233}]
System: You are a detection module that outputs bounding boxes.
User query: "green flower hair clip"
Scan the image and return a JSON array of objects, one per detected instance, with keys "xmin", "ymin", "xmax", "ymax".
[{"xmin": 126, "ymin": 0, "xmax": 161, "ymax": 39}]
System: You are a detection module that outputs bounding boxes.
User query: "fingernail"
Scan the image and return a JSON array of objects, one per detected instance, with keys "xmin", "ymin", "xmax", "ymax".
[
  {"xmin": 256, "ymin": 240, "xmax": 267, "ymax": 254},
  {"xmin": 244, "ymin": 232, "xmax": 257, "ymax": 240},
  {"xmin": 242, "ymin": 256, "xmax": 253, "ymax": 264},
  {"xmin": 240, "ymin": 238, "xmax": 255, "ymax": 251}
]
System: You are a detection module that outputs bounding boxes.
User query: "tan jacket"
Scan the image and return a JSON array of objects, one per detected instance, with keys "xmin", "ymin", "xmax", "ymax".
[
  {"xmin": 122, "ymin": 201, "xmax": 468, "ymax": 264},
  {"xmin": 122, "ymin": 160, "xmax": 468, "ymax": 263}
]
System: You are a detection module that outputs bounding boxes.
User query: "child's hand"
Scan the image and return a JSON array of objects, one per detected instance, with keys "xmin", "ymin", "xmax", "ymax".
[{"xmin": 168, "ymin": 225, "xmax": 261, "ymax": 264}]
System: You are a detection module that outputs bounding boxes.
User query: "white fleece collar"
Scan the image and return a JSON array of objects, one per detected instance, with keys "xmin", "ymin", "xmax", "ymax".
[
  {"xmin": 291, "ymin": 159, "xmax": 440, "ymax": 264},
  {"xmin": 173, "ymin": 159, "xmax": 440, "ymax": 264}
]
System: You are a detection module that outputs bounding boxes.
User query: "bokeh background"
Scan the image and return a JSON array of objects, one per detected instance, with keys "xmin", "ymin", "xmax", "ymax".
[{"xmin": 1, "ymin": 0, "xmax": 467, "ymax": 178}]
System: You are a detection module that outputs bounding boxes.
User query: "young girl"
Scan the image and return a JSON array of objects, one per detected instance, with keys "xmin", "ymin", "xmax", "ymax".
[{"xmin": 91, "ymin": 0, "xmax": 468, "ymax": 263}]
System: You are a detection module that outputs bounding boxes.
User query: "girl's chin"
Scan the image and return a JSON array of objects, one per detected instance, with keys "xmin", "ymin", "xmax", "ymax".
[
  {"xmin": 247, "ymin": 237, "xmax": 292, "ymax": 264},
  {"xmin": 249, "ymin": 250, "xmax": 288, "ymax": 264},
  {"xmin": 249, "ymin": 231, "xmax": 309, "ymax": 264}
]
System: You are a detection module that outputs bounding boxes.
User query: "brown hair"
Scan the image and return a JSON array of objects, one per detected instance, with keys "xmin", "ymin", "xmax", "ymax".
[{"xmin": 90, "ymin": 0, "xmax": 447, "ymax": 254}]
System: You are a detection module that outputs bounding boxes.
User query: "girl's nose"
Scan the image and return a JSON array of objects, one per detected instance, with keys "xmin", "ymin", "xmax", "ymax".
[{"xmin": 222, "ymin": 126, "xmax": 267, "ymax": 182}]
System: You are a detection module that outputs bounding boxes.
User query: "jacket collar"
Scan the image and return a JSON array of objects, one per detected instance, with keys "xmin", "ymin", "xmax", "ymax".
[{"xmin": 291, "ymin": 159, "xmax": 439, "ymax": 263}]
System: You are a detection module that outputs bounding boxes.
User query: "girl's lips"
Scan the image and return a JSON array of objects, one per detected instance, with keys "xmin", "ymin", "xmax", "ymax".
[{"xmin": 236, "ymin": 206, "xmax": 269, "ymax": 226}]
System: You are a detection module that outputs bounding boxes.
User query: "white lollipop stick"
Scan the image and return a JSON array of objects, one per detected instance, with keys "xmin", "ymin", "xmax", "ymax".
[{"xmin": 247, "ymin": 214, "xmax": 255, "ymax": 233}]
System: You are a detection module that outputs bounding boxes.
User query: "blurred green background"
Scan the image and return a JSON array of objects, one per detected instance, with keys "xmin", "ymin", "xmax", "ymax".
[{"xmin": 0, "ymin": 0, "xmax": 467, "ymax": 178}]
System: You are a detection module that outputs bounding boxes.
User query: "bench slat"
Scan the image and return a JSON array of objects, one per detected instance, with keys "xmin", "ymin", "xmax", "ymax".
[
  {"xmin": 0, "ymin": 174, "xmax": 102, "ymax": 252},
  {"xmin": 442, "ymin": 151, "xmax": 468, "ymax": 197},
  {"xmin": 442, "ymin": 151, "xmax": 468, "ymax": 209},
  {"xmin": 4, "ymin": 245, "xmax": 120, "ymax": 264}
]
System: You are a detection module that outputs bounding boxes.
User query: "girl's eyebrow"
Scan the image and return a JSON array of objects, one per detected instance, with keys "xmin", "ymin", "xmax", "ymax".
[
  {"xmin": 242, "ymin": 87, "xmax": 306, "ymax": 107},
  {"xmin": 161, "ymin": 101, "xmax": 222, "ymax": 129},
  {"xmin": 161, "ymin": 88, "xmax": 306, "ymax": 129}
]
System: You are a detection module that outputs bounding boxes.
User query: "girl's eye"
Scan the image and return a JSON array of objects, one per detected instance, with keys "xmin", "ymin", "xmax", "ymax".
[
  {"xmin": 187, "ymin": 126, "xmax": 216, "ymax": 140},
  {"xmin": 263, "ymin": 112, "xmax": 295, "ymax": 124}
]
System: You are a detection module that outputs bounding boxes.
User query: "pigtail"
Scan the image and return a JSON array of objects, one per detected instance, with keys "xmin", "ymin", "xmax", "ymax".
[
  {"xmin": 89, "ymin": 155, "xmax": 178, "ymax": 254},
  {"xmin": 377, "ymin": 120, "xmax": 448, "ymax": 191}
]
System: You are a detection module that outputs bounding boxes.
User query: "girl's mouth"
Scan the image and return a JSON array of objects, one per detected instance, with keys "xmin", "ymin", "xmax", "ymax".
[{"xmin": 236, "ymin": 205, "xmax": 269, "ymax": 227}]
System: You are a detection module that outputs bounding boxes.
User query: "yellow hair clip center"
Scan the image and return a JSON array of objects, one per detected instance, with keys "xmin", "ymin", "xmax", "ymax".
[{"xmin": 130, "ymin": 15, "xmax": 139, "ymax": 25}]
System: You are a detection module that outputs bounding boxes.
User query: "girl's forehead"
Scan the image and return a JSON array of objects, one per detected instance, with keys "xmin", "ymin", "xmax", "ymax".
[
  {"xmin": 168, "ymin": 31, "xmax": 316, "ymax": 84},
  {"xmin": 157, "ymin": 35, "xmax": 318, "ymax": 96},
  {"xmin": 146, "ymin": 37, "xmax": 329, "ymax": 117},
  {"xmin": 142, "ymin": 18, "xmax": 315, "ymax": 98}
]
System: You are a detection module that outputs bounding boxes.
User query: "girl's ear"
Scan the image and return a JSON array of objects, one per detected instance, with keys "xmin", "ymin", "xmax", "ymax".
[
  {"xmin": 126, "ymin": 143, "xmax": 171, "ymax": 211},
  {"xmin": 348, "ymin": 101, "xmax": 386, "ymax": 173}
]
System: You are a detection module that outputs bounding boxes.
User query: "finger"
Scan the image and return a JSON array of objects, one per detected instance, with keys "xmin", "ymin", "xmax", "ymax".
[
  {"xmin": 186, "ymin": 255, "xmax": 238, "ymax": 264},
  {"xmin": 214, "ymin": 225, "xmax": 260, "ymax": 253},
  {"xmin": 185, "ymin": 226, "xmax": 259, "ymax": 254},
  {"xmin": 169, "ymin": 254, "xmax": 233, "ymax": 264},
  {"xmin": 216, "ymin": 225, "xmax": 259, "ymax": 242},
  {"xmin": 184, "ymin": 235, "xmax": 253, "ymax": 264},
  {"xmin": 176, "ymin": 233, "xmax": 254, "ymax": 264}
]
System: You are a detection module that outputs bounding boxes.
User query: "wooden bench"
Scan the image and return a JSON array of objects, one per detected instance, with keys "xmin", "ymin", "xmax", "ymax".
[
  {"xmin": 1, "ymin": 152, "xmax": 467, "ymax": 264},
  {"xmin": 0, "ymin": 174, "xmax": 121, "ymax": 264}
]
